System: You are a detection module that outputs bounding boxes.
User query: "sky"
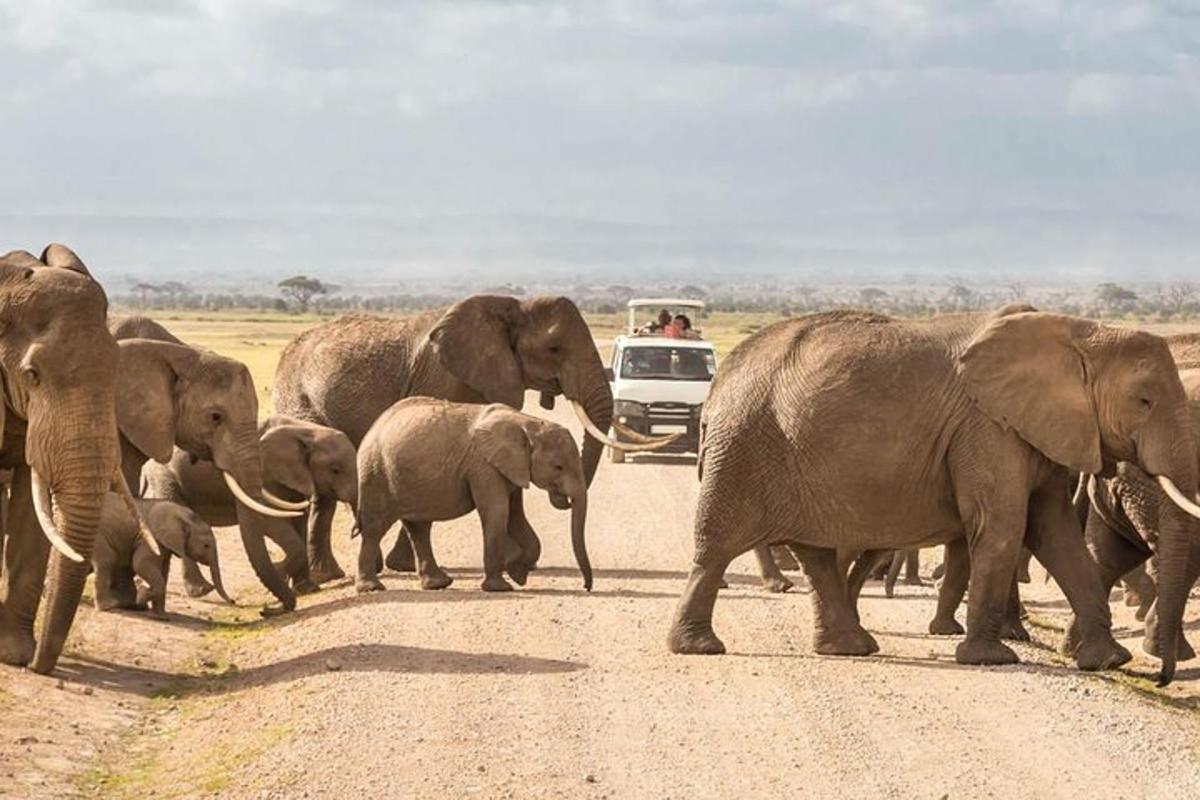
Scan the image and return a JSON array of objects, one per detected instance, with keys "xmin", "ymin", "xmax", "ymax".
[{"xmin": 2, "ymin": 1, "xmax": 1199, "ymax": 286}]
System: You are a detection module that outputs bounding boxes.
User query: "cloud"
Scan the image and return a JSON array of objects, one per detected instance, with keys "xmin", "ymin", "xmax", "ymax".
[{"xmin": 0, "ymin": 0, "xmax": 1198, "ymax": 280}]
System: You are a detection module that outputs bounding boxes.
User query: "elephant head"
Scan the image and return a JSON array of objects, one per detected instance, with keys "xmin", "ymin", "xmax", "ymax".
[
  {"xmin": 145, "ymin": 500, "xmax": 232, "ymax": 604},
  {"xmin": 428, "ymin": 295, "xmax": 674, "ymax": 503},
  {"xmin": 259, "ymin": 416, "xmax": 358, "ymax": 509},
  {"xmin": 473, "ymin": 407, "xmax": 591, "ymax": 590},
  {"xmin": 0, "ymin": 246, "xmax": 125, "ymax": 673},
  {"xmin": 960, "ymin": 311, "xmax": 1200, "ymax": 684}
]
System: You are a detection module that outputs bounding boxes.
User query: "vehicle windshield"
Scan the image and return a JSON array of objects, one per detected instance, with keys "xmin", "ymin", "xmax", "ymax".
[{"xmin": 620, "ymin": 346, "xmax": 715, "ymax": 381}]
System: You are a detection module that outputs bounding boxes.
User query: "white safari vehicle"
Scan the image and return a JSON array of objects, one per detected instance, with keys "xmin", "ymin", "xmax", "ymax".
[{"xmin": 606, "ymin": 298, "xmax": 717, "ymax": 463}]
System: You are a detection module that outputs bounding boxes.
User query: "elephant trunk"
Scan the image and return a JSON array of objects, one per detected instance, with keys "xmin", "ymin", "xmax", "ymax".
[
  {"xmin": 30, "ymin": 477, "xmax": 108, "ymax": 674},
  {"xmin": 207, "ymin": 546, "xmax": 234, "ymax": 605},
  {"xmin": 569, "ymin": 489, "xmax": 592, "ymax": 592},
  {"xmin": 571, "ymin": 373, "xmax": 614, "ymax": 490},
  {"xmin": 1154, "ymin": 502, "xmax": 1193, "ymax": 686},
  {"xmin": 235, "ymin": 503, "xmax": 295, "ymax": 612}
]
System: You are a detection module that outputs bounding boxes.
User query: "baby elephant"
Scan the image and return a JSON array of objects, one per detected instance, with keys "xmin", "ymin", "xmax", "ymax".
[
  {"xmin": 355, "ymin": 398, "xmax": 592, "ymax": 594},
  {"xmin": 92, "ymin": 494, "xmax": 230, "ymax": 616}
]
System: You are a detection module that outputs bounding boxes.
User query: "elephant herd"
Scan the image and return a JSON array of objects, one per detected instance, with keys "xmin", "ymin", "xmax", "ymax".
[{"xmin": 0, "ymin": 244, "xmax": 1196, "ymax": 697}]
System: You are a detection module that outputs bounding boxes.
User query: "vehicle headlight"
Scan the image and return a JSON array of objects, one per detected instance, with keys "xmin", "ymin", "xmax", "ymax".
[{"xmin": 615, "ymin": 400, "xmax": 647, "ymax": 417}]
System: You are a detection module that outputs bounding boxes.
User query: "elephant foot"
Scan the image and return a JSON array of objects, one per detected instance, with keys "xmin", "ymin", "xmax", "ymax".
[
  {"xmin": 955, "ymin": 637, "xmax": 1019, "ymax": 666},
  {"xmin": 928, "ymin": 616, "xmax": 965, "ymax": 636},
  {"xmin": 259, "ymin": 603, "xmax": 291, "ymax": 618},
  {"xmin": 420, "ymin": 570, "xmax": 454, "ymax": 591},
  {"xmin": 0, "ymin": 626, "xmax": 34, "ymax": 667},
  {"xmin": 813, "ymin": 626, "xmax": 879, "ymax": 657},
  {"xmin": 481, "ymin": 576, "xmax": 514, "ymax": 593},
  {"xmin": 761, "ymin": 574, "xmax": 794, "ymax": 594},
  {"xmin": 884, "ymin": 582, "xmax": 896, "ymax": 598},
  {"xmin": 292, "ymin": 578, "xmax": 321, "ymax": 596},
  {"xmin": 356, "ymin": 576, "xmax": 386, "ymax": 594},
  {"xmin": 385, "ymin": 546, "xmax": 416, "ymax": 574},
  {"xmin": 903, "ymin": 576, "xmax": 924, "ymax": 586},
  {"xmin": 668, "ymin": 620, "xmax": 726, "ymax": 655},
  {"xmin": 148, "ymin": 607, "xmax": 169, "ymax": 621},
  {"xmin": 184, "ymin": 578, "xmax": 215, "ymax": 599},
  {"xmin": 1075, "ymin": 634, "xmax": 1131, "ymax": 671},
  {"xmin": 505, "ymin": 560, "xmax": 530, "ymax": 587},
  {"xmin": 309, "ymin": 558, "xmax": 346, "ymax": 585},
  {"xmin": 1001, "ymin": 618, "xmax": 1031, "ymax": 642}
]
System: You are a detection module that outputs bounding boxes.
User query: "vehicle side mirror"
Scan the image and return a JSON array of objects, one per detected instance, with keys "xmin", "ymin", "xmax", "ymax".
[{"xmin": 604, "ymin": 367, "xmax": 614, "ymax": 382}]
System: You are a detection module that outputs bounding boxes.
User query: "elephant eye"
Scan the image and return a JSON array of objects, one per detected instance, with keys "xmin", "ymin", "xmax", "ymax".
[
  {"xmin": 1138, "ymin": 397, "xmax": 1153, "ymax": 411},
  {"xmin": 548, "ymin": 344, "xmax": 560, "ymax": 354},
  {"xmin": 22, "ymin": 366, "xmax": 39, "ymax": 387},
  {"xmin": 210, "ymin": 411, "xmax": 223, "ymax": 425}
]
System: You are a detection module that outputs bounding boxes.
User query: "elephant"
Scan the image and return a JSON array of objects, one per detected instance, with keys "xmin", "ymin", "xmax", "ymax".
[
  {"xmin": 353, "ymin": 398, "xmax": 591, "ymax": 594},
  {"xmin": 670, "ymin": 306, "xmax": 1200, "ymax": 684},
  {"xmin": 0, "ymin": 245, "xmax": 150, "ymax": 674},
  {"xmin": 141, "ymin": 415, "xmax": 358, "ymax": 597},
  {"xmin": 109, "ymin": 316, "xmax": 307, "ymax": 615},
  {"xmin": 91, "ymin": 494, "xmax": 229, "ymax": 616},
  {"xmin": 273, "ymin": 295, "xmax": 669, "ymax": 584}
]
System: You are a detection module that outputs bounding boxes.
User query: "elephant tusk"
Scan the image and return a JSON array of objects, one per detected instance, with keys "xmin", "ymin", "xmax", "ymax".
[
  {"xmin": 611, "ymin": 419, "xmax": 683, "ymax": 446},
  {"xmin": 111, "ymin": 471, "xmax": 161, "ymax": 557},
  {"xmin": 1155, "ymin": 475, "xmax": 1200, "ymax": 521},
  {"xmin": 569, "ymin": 400, "xmax": 683, "ymax": 452},
  {"xmin": 222, "ymin": 472, "xmax": 303, "ymax": 518},
  {"xmin": 261, "ymin": 487, "xmax": 311, "ymax": 512},
  {"xmin": 29, "ymin": 469, "xmax": 84, "ymax": 563}
]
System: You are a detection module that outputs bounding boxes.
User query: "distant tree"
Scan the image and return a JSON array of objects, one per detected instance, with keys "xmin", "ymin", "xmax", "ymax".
[
  {"xmin": 858, "ymin": 287, "xmax": 888, "ymax": 308},
  {"xmin": 1161, "ymin": 282, "xmax": 1196, "ymax": 315},
  {"xmin": 278, "ymin": 275, "xmax": 332, "ymax": 312},
  {"xmin": 677, "ymin": 284, "xmax": 707, "ymax": 299},
  {"xmin": 1006, "ymin": 282, "xmax": 1026, "ymax": 302},
  {"xmin": 942, "ymin": 283, "xmax": 978, "ymax": 310},
  {"xmin": 1094, "ymin": 282, "xmax": 1137, "ymax": 315},
  {"xmin": 131, "ymin": 282, "xmax": 159, "ymax": 308}
]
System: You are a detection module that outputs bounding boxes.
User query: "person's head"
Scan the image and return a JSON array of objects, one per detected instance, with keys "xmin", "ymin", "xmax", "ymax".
[
  {"xmin": 657, "ymin": 310, "xmax": 672, "ymax": 327},
  {"xmin": 674, "ymin": 314, "xmax": 692, "ymax": 330}
]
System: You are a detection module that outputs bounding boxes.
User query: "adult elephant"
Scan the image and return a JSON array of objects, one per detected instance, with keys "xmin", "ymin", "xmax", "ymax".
[
  {"xmin": 273, "ymin": 295, "xmax": 668, "ymax": 583},
  {"xmin": 109, "ymin": 318, "xmax": 307, "ymax": 615},
  {"xmin": 141, "ymin": 415, "xmax": 358, "ymax": 598},
  {"xmin": 670, "ymin": 307, "xmax": 1199, "ymax": 685},
  {"xmin": 0, "ymin": 246, "xmax": 144, "ymax": 674}
]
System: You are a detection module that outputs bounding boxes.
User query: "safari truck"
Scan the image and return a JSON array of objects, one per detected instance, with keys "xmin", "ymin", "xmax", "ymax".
[{"xmin": 606, "ymin": 298, "xmax": 716, "ymax": 463}]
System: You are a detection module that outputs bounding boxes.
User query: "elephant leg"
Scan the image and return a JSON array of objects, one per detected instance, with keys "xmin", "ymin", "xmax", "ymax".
[
  {"xmin": 846, "ymin": 550, "xmax": 890, "ymax": 615},
  {"xmin": 307, "ymin": 495, "xmax": 344, "ymax": 584},
  {"xmin": 405, "ymin": 520, "xmax": 452, "ymax": 590},
  {"xmin": 264, "ymin": 517, "xmax": 317, "ymax": 595},
  {"xmin": 955, "ymin": 491, "xmax": 1027, "ymax": 666},
  {"xmin": 1120, "ymin": 563, "xmax": 1156, "ymax": 621},
  {"xmin": 355, "ymin": 515, "xmax": 390, "ymax": 594},
  {"xmin": 0, "ymin": 469, "xmax": 47, "ymax": 666},
  {"xmin": 1062, "ymin": 506, "xmax": 1149, "ymax": 654},
  {"xmin": 884, "ymin": 551, "xmax": 903, "ymax": 598},
  {"xmin": 475, "ymin": 490, "xmax": 514, "ymax": 593},
  {"xmin": 753, "ymin": 545, "xmax": 794, "ymax": 593},
  {"xmin": 132, "ymin": 548, "xmax": 167, "ymax": 619},
  {"xmin": 1027, "ymin": 482, "xmax": 1130, "ymax": 671},
  {"xmin": 179, "ymin": 554, "xmax": 215, "ymax": 598},
  {"xmin": 93, "ymin": 566, "xmax": 125, "ymax": 612},
  {"xmin": 1000, "ymin": 578, "xmax": 1030, "ymax": 642},
  {"xmin": 384, "ymin": 524, "xmax": 417, "ymax": 573},
  {"xmin": 1015, "ymin": 547, "xmax": 1033, "ymax": 583},
  {"xmin": 668, "ymin": 546, "xmax": 738, "ymax": 656},
  {"xmin": 795, "ymin": 545, "xmax": 879, "ymax": 656},
  {"xmin": 903, "ymin": 549, "xmax": 921, "ymax": 584},
  {"xmin": 771, "ymin": 545, "xmax": 800, "ymax": 571},
  {"xmin": 504, "ymin": 492, "xmax": 540, "ymax": 585},
  {"xmin": 929, "ymin": 538, "xmax": 968, "ymax": 635}
]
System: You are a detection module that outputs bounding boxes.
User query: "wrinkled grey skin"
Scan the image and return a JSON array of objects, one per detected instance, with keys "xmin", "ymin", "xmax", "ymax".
[
  {"xmin": 0, "ymin": 245, "xmax": 123, "ymax": 675},
  {"xmin": 1074, "ymin": 353, "xmax": 1200, "ymax": 670},
  {"xmin": 141, "ymin": 415, "xmax": 357, "ymax": 600},
  {"xmin": 110, "ymin": 316, "xmax": 310, "ymax": 615},
  {"xmin": 354, "ymin": 398, "xmax": 591, "ymax": 594},
  {"xmin": 670, "ymin": 307, "xmax": 1197, "ymax": 683},
  {"xmin": 91, "ymin": 494, "xmax": 229, "ymax": 617},
  {"xmin": 272, "ymin": 296, "xmax": 614, "ymax": 583}
]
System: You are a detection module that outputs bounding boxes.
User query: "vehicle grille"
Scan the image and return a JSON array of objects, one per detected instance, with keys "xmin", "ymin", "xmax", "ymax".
[{"xmin": 646, "ymin": 402, "xmax": 695, "ymax": 421}]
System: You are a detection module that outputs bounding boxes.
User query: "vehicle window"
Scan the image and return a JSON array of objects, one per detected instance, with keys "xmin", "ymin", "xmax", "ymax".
[{"xmin": 620, "ymin": 347, "xmax": 715, "ymax": 381}]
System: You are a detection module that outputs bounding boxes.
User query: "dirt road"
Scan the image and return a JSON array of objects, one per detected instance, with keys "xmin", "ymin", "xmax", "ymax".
[{"xmin": 4, "ymin": 397, "xmax": 1200, "ymax": 799}]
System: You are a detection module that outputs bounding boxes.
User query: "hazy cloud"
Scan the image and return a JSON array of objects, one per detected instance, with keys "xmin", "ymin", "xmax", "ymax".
[{"xmin": 2, "ymin": 1, "xmax": 1199, "ymax": 282}]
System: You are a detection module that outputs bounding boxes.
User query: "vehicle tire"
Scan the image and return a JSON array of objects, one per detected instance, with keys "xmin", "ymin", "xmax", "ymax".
[{"xmin": 610, "ymin": 445, "xmax": 626, "ymax": 464}]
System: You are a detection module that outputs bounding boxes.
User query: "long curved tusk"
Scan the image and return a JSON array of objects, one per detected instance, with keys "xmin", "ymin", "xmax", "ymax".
[
  {"xmin": 1155, "ymin": 475, "xmax": 1200, "ymax": 520},
  {"xmin": 222, "ymin": 472, "xmax": 303, "ymax": 518},
  {"xmin": 29, "ymin": 470, "xmax": 84, "ymax": 563},
  {"xmin": 569, "ymin": 400, "xmax": 684, "ymax": 452},
  {"xmin": 111, "ymin": 471, "xmax": 161, "ymax": 556},
  {"xmin": 611, "ymin": 419, "xmax": 683, "ymax": 446},
  {"xmin": 261, "ymin": 487, "xmax": 311, "ymax": 512}
]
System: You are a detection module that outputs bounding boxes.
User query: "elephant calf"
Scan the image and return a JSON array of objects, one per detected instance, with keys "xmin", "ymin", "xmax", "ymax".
[
  {"xmin": 92, "ymin": 495, "xmax": 230, "ymax": 617},
  {"xmin": 354, "ymin": 398, "xmax": 592, "ymax": 593}
]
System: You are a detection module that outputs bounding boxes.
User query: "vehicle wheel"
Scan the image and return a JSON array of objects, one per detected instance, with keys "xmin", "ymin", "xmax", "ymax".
[{"xmin": 609, "ymin": 445, "xmax": 626, "ymax": 464}]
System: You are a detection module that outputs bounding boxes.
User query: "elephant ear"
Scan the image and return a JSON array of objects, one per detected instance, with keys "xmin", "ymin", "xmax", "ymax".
[
  {"xmin": 40, "ymin": 244, "xmax": 92, "ymax": 277},
  {"xmin": 958, "ymin": 312, "xmax": 1102, "ymax": 474},
  {"xmin": 259, "ymin": 425, "xmax": 317, "ymax": 497},
  {"xmin": 428, "ymin": 296, "xmax": 525, "ymax": 409},
  {"xmin": 472, "ymin": 406, "xmax": 532, "ymax": 489},
  {"xmin": 116, "ymin": 340, "xmax": 200, "ymax": 463}
]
